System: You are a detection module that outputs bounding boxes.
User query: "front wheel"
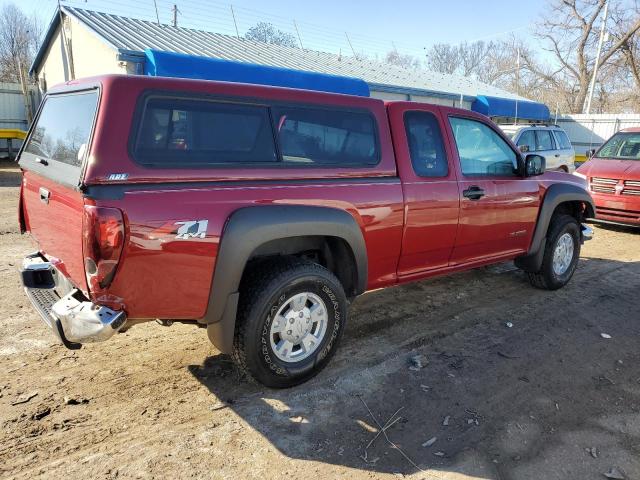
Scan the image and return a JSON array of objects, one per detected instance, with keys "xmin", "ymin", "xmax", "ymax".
[
  {"xmin": 232, "ymin": 258, "xmax": 347, "ymax": 388},
  {"xmin": 527, "ymin": 214, "xmax": 581, "ymax": 290}
]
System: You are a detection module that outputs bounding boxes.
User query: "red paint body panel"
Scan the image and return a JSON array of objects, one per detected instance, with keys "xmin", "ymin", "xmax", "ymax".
[
  {"xmin": 100, "ymin": 180, "xmax": 404, "ymax": 319},
  {"xmin": 18, "ymin": 75, "xmax": 593, "ymax": 324}
]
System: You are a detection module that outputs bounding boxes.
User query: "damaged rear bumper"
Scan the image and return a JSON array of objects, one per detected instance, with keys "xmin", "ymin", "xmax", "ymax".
[{"xmin": 20, "ymin": 253, "xmax": 126, "ymax": 349}]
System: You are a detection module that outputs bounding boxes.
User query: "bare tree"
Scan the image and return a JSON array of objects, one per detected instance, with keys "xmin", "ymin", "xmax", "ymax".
[
  {"xmin": 426, "ymin": 43, "xmax": 460, "ymax": 74},
  {"xmin": 245, "ymin": 22, "xmax": 298, "ymax": 48},
  {"xmin": 426, "ymin": 41, "xmax": 494, "ymax": 78},
  {"xmin": 384, "ymin": 50, "xmax": 421, "ymax": 69},
  {"xmin": 0, "ymin": 3, "xmax": 41, "ymax": 82},
  {"xmin": 533, "ymin": 0, "xmax": 640, "ymax": 112}
]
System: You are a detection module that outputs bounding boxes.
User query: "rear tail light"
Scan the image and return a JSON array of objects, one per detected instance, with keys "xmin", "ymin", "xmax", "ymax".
[{"xmin": 82, "ymin": 206, "xmax": 125, "ymax": 293}]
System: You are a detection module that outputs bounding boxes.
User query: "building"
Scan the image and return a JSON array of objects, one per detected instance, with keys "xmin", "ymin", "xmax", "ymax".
[{"xmin": 30, "ymin": 6, "xmax": 549, "ymax": 122}]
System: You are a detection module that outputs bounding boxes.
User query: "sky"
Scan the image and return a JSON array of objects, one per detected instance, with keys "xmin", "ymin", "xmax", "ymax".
[{"xmin": 4, "ymin": 0, "xmax": 548, "ymax": 60}]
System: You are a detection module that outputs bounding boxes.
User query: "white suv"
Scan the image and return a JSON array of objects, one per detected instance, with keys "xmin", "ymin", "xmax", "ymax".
[{"xmin": 500, "ymin": 125, "xmax": 575, "ymax": 173}]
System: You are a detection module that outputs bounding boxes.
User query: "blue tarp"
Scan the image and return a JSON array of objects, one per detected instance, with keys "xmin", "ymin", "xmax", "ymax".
[
  {"xmin": 472, "ymin": 95, "xmax": 550, "ymax": 121},
  {"xmin": 143, "ymin": 49, "xmax": 370, "ymax": 97}
]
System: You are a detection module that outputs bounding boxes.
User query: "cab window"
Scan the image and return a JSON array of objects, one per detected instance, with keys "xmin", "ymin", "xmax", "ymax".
[{"xmin": 449, "ymin": 117, "xmax": 518, "ymax": 177}]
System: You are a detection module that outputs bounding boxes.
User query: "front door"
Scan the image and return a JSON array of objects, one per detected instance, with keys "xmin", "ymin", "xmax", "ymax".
[{"xmin": 443, "ymin": 112, "xmax": 541, "ymax": 265}]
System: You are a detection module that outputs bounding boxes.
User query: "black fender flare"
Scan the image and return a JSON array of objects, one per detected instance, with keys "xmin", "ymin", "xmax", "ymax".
[
  {"xmin": 204, "ymin": 205, "xmax": 368, "ymax": 353},
  {"xmin": 515, "ymin": 183, "xmax": 595, "ymax": 272}
]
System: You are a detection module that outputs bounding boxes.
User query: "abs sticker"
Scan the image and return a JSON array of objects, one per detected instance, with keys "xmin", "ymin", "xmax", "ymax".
[{"xmin": 175, "ymin": 220, "xmax": 208, "ymax": 239}]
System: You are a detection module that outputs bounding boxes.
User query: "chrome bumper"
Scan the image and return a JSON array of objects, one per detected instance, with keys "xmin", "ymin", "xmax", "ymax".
[
  {"xmin": 581, "ymin": 223, "xmax": 594, "ymax": 241},
  {"xmin": 21, "ymin": 253, "xmax": 126, "ymax": 348}
]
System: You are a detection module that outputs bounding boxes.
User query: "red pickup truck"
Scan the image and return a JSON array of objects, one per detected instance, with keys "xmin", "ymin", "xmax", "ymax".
[{"xmin": 18, "ymin": 75, "xmax": 594, "ymax": 387}]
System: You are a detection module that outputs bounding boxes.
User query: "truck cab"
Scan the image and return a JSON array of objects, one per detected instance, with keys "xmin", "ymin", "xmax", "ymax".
[{"xmin": 18, "ymin": 75, "xmax": 594, "ymax": 387}]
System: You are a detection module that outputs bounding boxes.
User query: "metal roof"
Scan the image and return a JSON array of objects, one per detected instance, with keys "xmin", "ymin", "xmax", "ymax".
[{"xmin": 32, "ymin": 6, "xmax": 527, "ymax": 102}]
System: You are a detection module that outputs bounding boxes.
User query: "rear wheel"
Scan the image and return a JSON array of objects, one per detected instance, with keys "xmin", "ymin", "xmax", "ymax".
[
  {"xmin": 232, "ymin": 257, "xmax": 347, "ymax": 388},
  {"xmin": 527, "ymin": 214, "xmax": 581, "ymax": 290}
]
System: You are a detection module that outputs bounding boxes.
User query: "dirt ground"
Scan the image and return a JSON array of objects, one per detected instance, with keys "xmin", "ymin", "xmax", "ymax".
[{"xmin": 1, "ymin": 160, "xmax": 639, "ymax": 480}]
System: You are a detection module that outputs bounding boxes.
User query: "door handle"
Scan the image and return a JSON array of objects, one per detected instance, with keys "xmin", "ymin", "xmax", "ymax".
[
  {"xmin": 39, "ymin": 187, "xmax": 50, "ymax": 204},
  {"xmin": 463, "ymin": 186, "xmax": 485, "ymax": 200},
  {"xmin": 555, "ymin": 154, "xmax": 560, "ymax": 157}
]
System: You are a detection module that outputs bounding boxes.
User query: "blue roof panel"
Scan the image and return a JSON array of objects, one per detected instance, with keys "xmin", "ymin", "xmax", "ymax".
[
  {"xmin": 144, "ymin": 49, "xmax": 370, "ymax": 97},
  {"xmin": 472, "ymin": 95, "xmax": 550, "ymax": 121}
]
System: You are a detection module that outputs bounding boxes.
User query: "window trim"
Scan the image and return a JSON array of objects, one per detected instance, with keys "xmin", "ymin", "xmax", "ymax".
[
  {"xmin": 129, "ymin": 90, "xmax": 382, "ymax": 169},
  {"xmin": 447, "ymin": 114, "xmax": 523, "ymax": 178},
  {"xmin": 19, "ymin": 86, "xmax": 102, "ymax": 189},
  {"xmin": 402, "ymin": 109, "xmax": 449, "ymax": 178}
]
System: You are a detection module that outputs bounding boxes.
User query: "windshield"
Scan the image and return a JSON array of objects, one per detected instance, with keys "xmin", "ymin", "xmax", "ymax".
[{"xmin": 597, "ymin": 132, "xmax": 640, "ymax": 160}]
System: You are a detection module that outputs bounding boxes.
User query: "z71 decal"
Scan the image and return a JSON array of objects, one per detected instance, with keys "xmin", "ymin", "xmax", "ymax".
[{"xmin": 175, "ymin": 220, "xmax": 208, "ymax": 239}]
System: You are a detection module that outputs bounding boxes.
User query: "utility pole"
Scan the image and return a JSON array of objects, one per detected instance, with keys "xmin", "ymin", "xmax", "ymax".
[
  {"xmin": 172, "ymin": 4, "xmax": 179, "ymax": 27},
  {"xmin": 585, "ymin": 1, "xmax": 609, "ymax": 114},
  {"xmin": 293, "ymin": 20, "xmax": 304, "ymax": 49},
  {"xmin": 515, "ymin": 48, "xmax": 520, "ymax": 124},
  {"xmin": 153, "ymin": 0, "xmax": 160, "ymax": 25},
  {"xmin": 230, "ymin": 5, "xmax": 240, "ymax": 39},
  {"xmin": 345, "ymin": 32, "xmax": 356, "ymax": 57}
]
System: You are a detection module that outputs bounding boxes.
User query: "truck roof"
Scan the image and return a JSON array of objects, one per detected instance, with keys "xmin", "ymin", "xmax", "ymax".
[{"xmin": 47, "ymin": 74, "xmax": 472, "ymax": 116}]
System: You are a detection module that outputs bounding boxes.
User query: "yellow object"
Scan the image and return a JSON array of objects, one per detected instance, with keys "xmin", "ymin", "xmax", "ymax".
[
  {"xmin": 0, "ymin": 129, "xmax": 27, "ymax": 139},
  {"xmin": 574, "ymin": 153, "xmax": 588, "ymax": 164}
]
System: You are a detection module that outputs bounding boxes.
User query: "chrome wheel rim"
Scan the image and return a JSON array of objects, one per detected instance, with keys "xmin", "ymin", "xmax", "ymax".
[
  {"xmin": 269, "ymin": 292, "xmax": 328, "ymax": 363},
  {"xmin": 552, "ymin": 232, "xmax": 575, "ymax": 276}
]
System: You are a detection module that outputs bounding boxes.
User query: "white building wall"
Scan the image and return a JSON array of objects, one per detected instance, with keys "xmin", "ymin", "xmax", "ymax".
[
  {"xmin": 35, "ymin": 15, "xmax": 127, "ymax": 91},
  {"xmin": 370, "ymin": 90, "xmax": 408, "ymax": 101},
  {"xmin": 556, "ymin": 113, "xmax": 640, "ymax": 156}
]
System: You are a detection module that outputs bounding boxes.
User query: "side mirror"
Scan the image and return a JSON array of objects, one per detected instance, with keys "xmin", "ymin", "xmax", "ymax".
[
  {"xmin": 518, "ymin": 144, "xmax": 530, "ymax": 153},
  {"xmin": 587, "ymin": 148, "xmax": 596, "ymax": 159},
  {"xmin": 525, "ymin": 154, "xmax": 546, "ymax": 176}
]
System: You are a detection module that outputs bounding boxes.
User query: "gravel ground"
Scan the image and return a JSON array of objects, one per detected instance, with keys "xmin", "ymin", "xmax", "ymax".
[{"xmin": 1, "ymin": 160, "xmax": 639, "ymax": 480}]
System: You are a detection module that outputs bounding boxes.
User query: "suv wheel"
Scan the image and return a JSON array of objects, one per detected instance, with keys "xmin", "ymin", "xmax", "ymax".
[
  {"xmin": 527, "ymin": 214, "xmax": 581, "ymax": 290},
  {"xmin": 232, "ymin": 257, "xmax": 347, "ymax": 388}
]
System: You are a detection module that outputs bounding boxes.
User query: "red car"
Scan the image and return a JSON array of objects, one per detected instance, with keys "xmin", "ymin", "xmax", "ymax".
[
  {"xmin": 575, "ymin": 128, "xmax": 640, "ymax": 226},
  {"xmin": 18, "ymin": 75, "xmax": 594, "ymax": 387}
]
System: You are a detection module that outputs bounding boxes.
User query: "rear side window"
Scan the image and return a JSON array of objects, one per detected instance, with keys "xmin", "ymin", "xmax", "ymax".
[
  {"xmin": 24, "ymin": 91, "xmax": 98, "ymax": 167},
  {"xmin": 404, "ymin": 111, "xmax": 448, "ymax": 177},
  {"xmin": 134, "ymin": 98, "xmax": 277, "ymax": 166},
  {"xmin": 535, "ymin": 130, "xmax": 555, "ymax": 151},
  {"xmin": 554, "ymin": 130, "xmax": 572, "ymax": 150},
  {"xmin": 272, "ymin": 106, "xmax": 378, "ymax": 166}
]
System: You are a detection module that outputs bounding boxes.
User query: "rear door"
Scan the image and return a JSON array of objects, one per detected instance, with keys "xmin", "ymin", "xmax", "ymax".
[
  {"xmin": 388, "ymin": 102, "xmax": 459, "ymax": 278},
  {"xmin": 535, "ymin": 129, "xmax": 561, "ymax": 170},
  {"xmin": 443, "ymin": 111, "xmax": 540, "ymax": 265},
  {"xmin": 19, "ymin": 88, "xmax": 100, "ymax": 293}
]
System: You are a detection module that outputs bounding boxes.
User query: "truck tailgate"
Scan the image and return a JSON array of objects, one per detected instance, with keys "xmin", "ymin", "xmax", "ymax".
[{"xmin": 21, "ymin": 170, "xmax": 88, "ymax": 292}]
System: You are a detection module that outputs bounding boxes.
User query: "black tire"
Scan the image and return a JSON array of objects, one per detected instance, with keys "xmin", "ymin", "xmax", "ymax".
[
  {"xmin": 232, "ymin": 257, "xmax": 347, "ymax": 388},
  {"xmin": 527, "ymin": 214, "xmax": 581, "ymax": 290}
]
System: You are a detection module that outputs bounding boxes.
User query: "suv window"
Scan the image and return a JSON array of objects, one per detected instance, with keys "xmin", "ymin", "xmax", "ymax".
[
  {"xmin": 134, "ymin": 98, "xmax": 277, "ymax": 166},
  {"xmin": 24, "ymin": 91, "xmax": 99, "ymax": 167},
  {"xmin": 404, "ymin": 111, "xmax": 448, "ymax": 177},
  {"xmin": 272, "ymin": 106, "xmax": 378, "ymax": 166},
  {"xmin": 553, "ymin": 130, "xmax": 572, "ymax": 150},
  {"xmin": 535, "ymin": 130, "xmax": 555, "ymax": 151},
  {"xmin": 517, "ymin": 130, "xmax": 536, "ymax": 152},
  {"xmin": 449, "ymin": 117, "xmax": 518, "ymax": 176}
]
